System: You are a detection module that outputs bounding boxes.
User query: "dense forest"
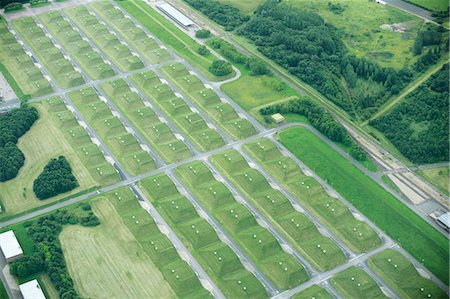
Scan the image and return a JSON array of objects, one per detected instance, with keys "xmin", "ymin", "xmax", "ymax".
[
  {"xmin": 238, "ymin": 0, "xmax": 446, "ymax": 120},
  {"xmin": 261, "ymin": 98, "xmax": 367, "ymax": 161},
  {"xmin": 0, "ymin": 106, "xmax": 39, "ymax": 182},
  {"xmin": 10, "ymin": 204, "xmax": 100, "ymax": 298},
  {"xmin": 371, "ymin": 64, "xmax": 449, "ymax": 164},
  {"xmin": 182, "ymin": 0, "xmax": 249, "ymax": 31},
  {"xmin": 33, "ymin": 156, "xmax": 79, "ymax": 200}
]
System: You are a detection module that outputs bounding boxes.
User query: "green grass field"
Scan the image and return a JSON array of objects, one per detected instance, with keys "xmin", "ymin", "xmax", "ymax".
[
  {"xmin": 284, "ymin": 0, "xmax": 424, "ymax": 70},
  {"xmin": 217, "ymin": 0, "xmax": 265, "ymax": 14},
  {"xmin": 173, "ymin": 162, "xmax": 309, "ymax": 290},
  {"xmin": 140, "ymin": 174, "xmax": 269, "ymax": 298},
  {"xmin": 89, "ymin": 1, "xmax": 171, "ymax": 65},
  {"xmin": 291, "ymin": 285, "xmax": 332, "ymax": 299},
  {"xmin": 117, "ymin": 0, "xmax": 234, "ymax": 82},
  {"xmin": 243, "ymin": 139, "xmax": 381, "ymax": 254},
  {"xmin": 99, "ymin": 78, "xmax": 192, "ymax": 162},
  {"xmin": 161, "ymin": 63, "xmax": 257, "ymax": 140},
  {"xmin": 68, "ymin": 88, "xmax": 157, "ymax": 176},
  {"xmin": 405, "ymin": 0, "xmax": 448, "ymax": 11},
  {"xmin": 330, "ymin": 266, "xmax": 388, "ymax": 298},
  {"xmin": 57, "ymin": 187, "xmax": 210, "ymax": 298},
  {"xmin": 0, "ymin": 21, "xmax": 52, "ymax": 98},
  {"xmin": 0, "ymin": 98, "xmax": 118, "ymax": 217},
  {"xmin": 368, "ymin": 249, "xmax": 447, "ymax": 299},
  {"xmin": 38, "ymin": 11, "xmax": 116, "ymax": 80},
  {"xmin": 209, "ymin": 150, "xmax": 348, "ymax": 271},
  {"xmin": 12, "ymin": 17, "xmax": 85, "ymax": 89},
  {"xmin": 417, "ymin": 167, "xmax": 449, "ymax": 196},
  {"xmin": 278, "ymin": 126, "xmax": 449, "ymax": 283},
  {"xmin": 129, "ymin": 72, "xmax": 226, "ymax": 151},
  {"xmin": 64, "ymin": 6, "xmax": 145, "ymax": 73}
]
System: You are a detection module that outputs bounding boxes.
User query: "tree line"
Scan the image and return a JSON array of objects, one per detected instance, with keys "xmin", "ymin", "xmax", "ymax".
[
  {"xmin": 260, "ymin": 97, "xmax": 367, "ymax": 161},
  {"xmin": 237, "ymin": 0, "xmax": 447, "ymax": 120},
  {"xmin": 182, "ymin": 0, "xmax": 249, "ymax": 31},
  {"xmin": 33, "ymin": 156, "xmax": 79, "ymax": 200},
  {"xmin": 370, "ymin": 64, "xmax": 449, "ymax": 164},
  {"xmin": 10, "ymin": 204, "xmax": 100, "ymax": 299},
  {"xmin": 0, "ymin": 105, "xmax": 39, "ymax": 182},
  {"xmin": 209, "ymin": 38, "xmax": 271, "ymax": 76}
]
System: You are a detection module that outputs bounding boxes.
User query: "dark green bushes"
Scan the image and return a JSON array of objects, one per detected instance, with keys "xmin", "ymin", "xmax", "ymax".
[
  {"xmin": 195, "ymin": 29, "xmax": 211, "ymax": 39},
  {"xmin": 0, "ymin": 105, "xmax": 38, "ymax": 182},
  {"xmin": 209, "ymin": 60, "xmax": 232, "ymax": 76},
  {"xmin": 182, "ymin": 0, "xmax": 249, "ymax": 31},
  {"xmin": 209, "ymin": 38, "xmax": 271, "ymax": 75},
  {"xmin": 33, "ymin": 156, "xmax": 79, "ymax": 200}
]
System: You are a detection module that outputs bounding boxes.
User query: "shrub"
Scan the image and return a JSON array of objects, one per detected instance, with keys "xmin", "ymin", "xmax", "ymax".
[
  {"xmin": 197, "ymin": 45, "xmax": 209, "ymax": 56},
  {"xmin": 209, "ymin": 60, "xmax": 232, "ymax": 76},
  {"xmin": 195, "ymin": 29, "xmax": 211, "ymax": 39}
]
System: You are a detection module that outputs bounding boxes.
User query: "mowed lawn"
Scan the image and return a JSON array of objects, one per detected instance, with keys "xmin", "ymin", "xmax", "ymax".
[
  {"xmin": 278, "ymin": 126, "xmax": 449, "ymax": 284},
  {"xmin": 0, "ymin": 103, "xmax": 97, "ymax": 216},
  {"xmin": 60, "ymin": 197, "xmax": 176, "ymax": 299},
  {"xmin": 406, "ymin": 0, "xmax": 448, "ymax": 11},
  {"xmin": 284, "ymin": 0, "xmax": 423, "ymax": 70}
]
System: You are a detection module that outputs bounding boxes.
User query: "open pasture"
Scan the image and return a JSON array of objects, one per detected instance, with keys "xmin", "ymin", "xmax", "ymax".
[
  {"xmin": 368, "ymin": 249, "xmax": 447, "ymax": 299},
  {"xmin": 0, "ymin": 97, "xmax": 118, "ymax": 217},
  {"xmin": 65, "ymin": 6, "xmax": 144, "ymax": 72},
  {"xmin": 0, "ymin": 21, "xmax": 52, "ymax": 98},
  {"xmin": 68, "ymin": 88, "xmax": 156, "ymax": 176},
  {"xmin": 61, "ymin": 187, "xmax": 210, "ymax": 298},
  {"xmin": 140, "ymin": 174, "xmax": 269, "ymax": 298},
  {"xmin": 175, "ymin": 161, "xmax": 309, "ymax": 290},
  {"xmin": 89, "ymin": 1, "xmax": 171, "ymax": 65},
  {"xmin": 243, "ymin": 138, "xmax": 382, "ymax": 254},
  {"xmin": 99, "ymin": 79, "xmax": 192, "ymax": 162},
  {"xmin": 210, "ymin": 149, "xmax": 347, "ymax": 271},
  {"xmin": 330, "ymin": 266, "xmax": 388, "ymax": 299},
  {"xmin": 38, "ymin": 11, "xmax": 115, "ymax": 80},
  {"xmin": 13, "ymin": 17, "xmax": 84, "ymax": 89},
  {"xmin": 161, "ymin": 63, "xmax": 257, "ymax": 140},
  {"xmin": 279, "ymin": 126, "xmax": 449, "ymax": 283},
  {"xmin": 130, "ymin": 71, "xmax": 225, "ymax": 151}
]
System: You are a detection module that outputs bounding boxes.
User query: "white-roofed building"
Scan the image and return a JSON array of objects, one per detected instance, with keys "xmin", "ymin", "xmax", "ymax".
[
  {"xmin": 0, "ymin": 230, "xmax": 23, "ymax": 262},
  {"xmin": 19, "ymin": 279, "xmax": 46, "ymax": 299},
  {"xmin": 436, "ymin": 212, "xmax": 450, "ymax": 231},
  {"xmin": 156, "ymin": 3, "xmax": 195, "ymax": 28}
]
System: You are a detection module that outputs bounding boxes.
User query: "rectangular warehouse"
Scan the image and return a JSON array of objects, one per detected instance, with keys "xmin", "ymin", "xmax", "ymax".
[
  {"xmin": 0, "ymin": 230, "xmax": 23, "ymax": 262},
  {"xmin": 156, "ymin": 3, "xmax": 195, "ymax": 28}
]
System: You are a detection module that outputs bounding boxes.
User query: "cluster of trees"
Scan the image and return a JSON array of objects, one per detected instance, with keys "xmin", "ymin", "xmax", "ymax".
[
  {"xmin": 260, "ymin": 97, "xmax": 367, "ymax": 161},
  {"xmin": 370, "ymin": 64, "xmax": 449, "ymax": 164},
  {"xmin": 0, "ymin": 0, "xmax": 27, "ymax": 9},
  {"xmin": 33, "ymin": 156, "xmax": 79, "ymax": 200},
  {"xmin": 4, "ymin": 2, "xmax": 22, "ymax": 11},
  {"xmin": 10, "ymin": 206, "xmax": 100, "ymax": 298},
  {"xmin": 0, "ymin": 106, "xmax": 38, "ymax": 182},
  {"xmin": 182, "ymin": 0, "xmax": 249, "ymax": 31},
  {"xmin": 209, "ymin": 60, "xmax": 232, "ymax": 76},
  {"xmin": 238, "ymin": 0, "xmax": 446, "ymax": 120},
  {"xmin": 327, "ymin": 2, "xmax": 345, "ymax": 14},
  {"xmin": 195, "ymin": 29, "xmax": 211, "ymax": 39},
  {"xmin": 209, "ymin": 38, "xmax": 271, "ymax": 76}
]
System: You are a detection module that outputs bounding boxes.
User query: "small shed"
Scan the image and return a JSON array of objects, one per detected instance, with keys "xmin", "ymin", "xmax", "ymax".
[
  {"xmin": 19, "ymin": 279, "xmax": 46, "ymax": 299},
  {"xmin": 436, "ymin": 212, "xmax": 450, "ymax": 231},
  {"xmin": 271, "ymin": 113, "xmax": 285, "ymax": 124},
  {"xmin": 0, "ymin": 230, "xmax": 23, "ymax": 263}
]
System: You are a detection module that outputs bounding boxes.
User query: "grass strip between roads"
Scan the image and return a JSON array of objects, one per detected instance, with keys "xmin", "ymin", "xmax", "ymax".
[{"xmin": 278, "ymin": 126, "xmax": 449, "ymax": 284}]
